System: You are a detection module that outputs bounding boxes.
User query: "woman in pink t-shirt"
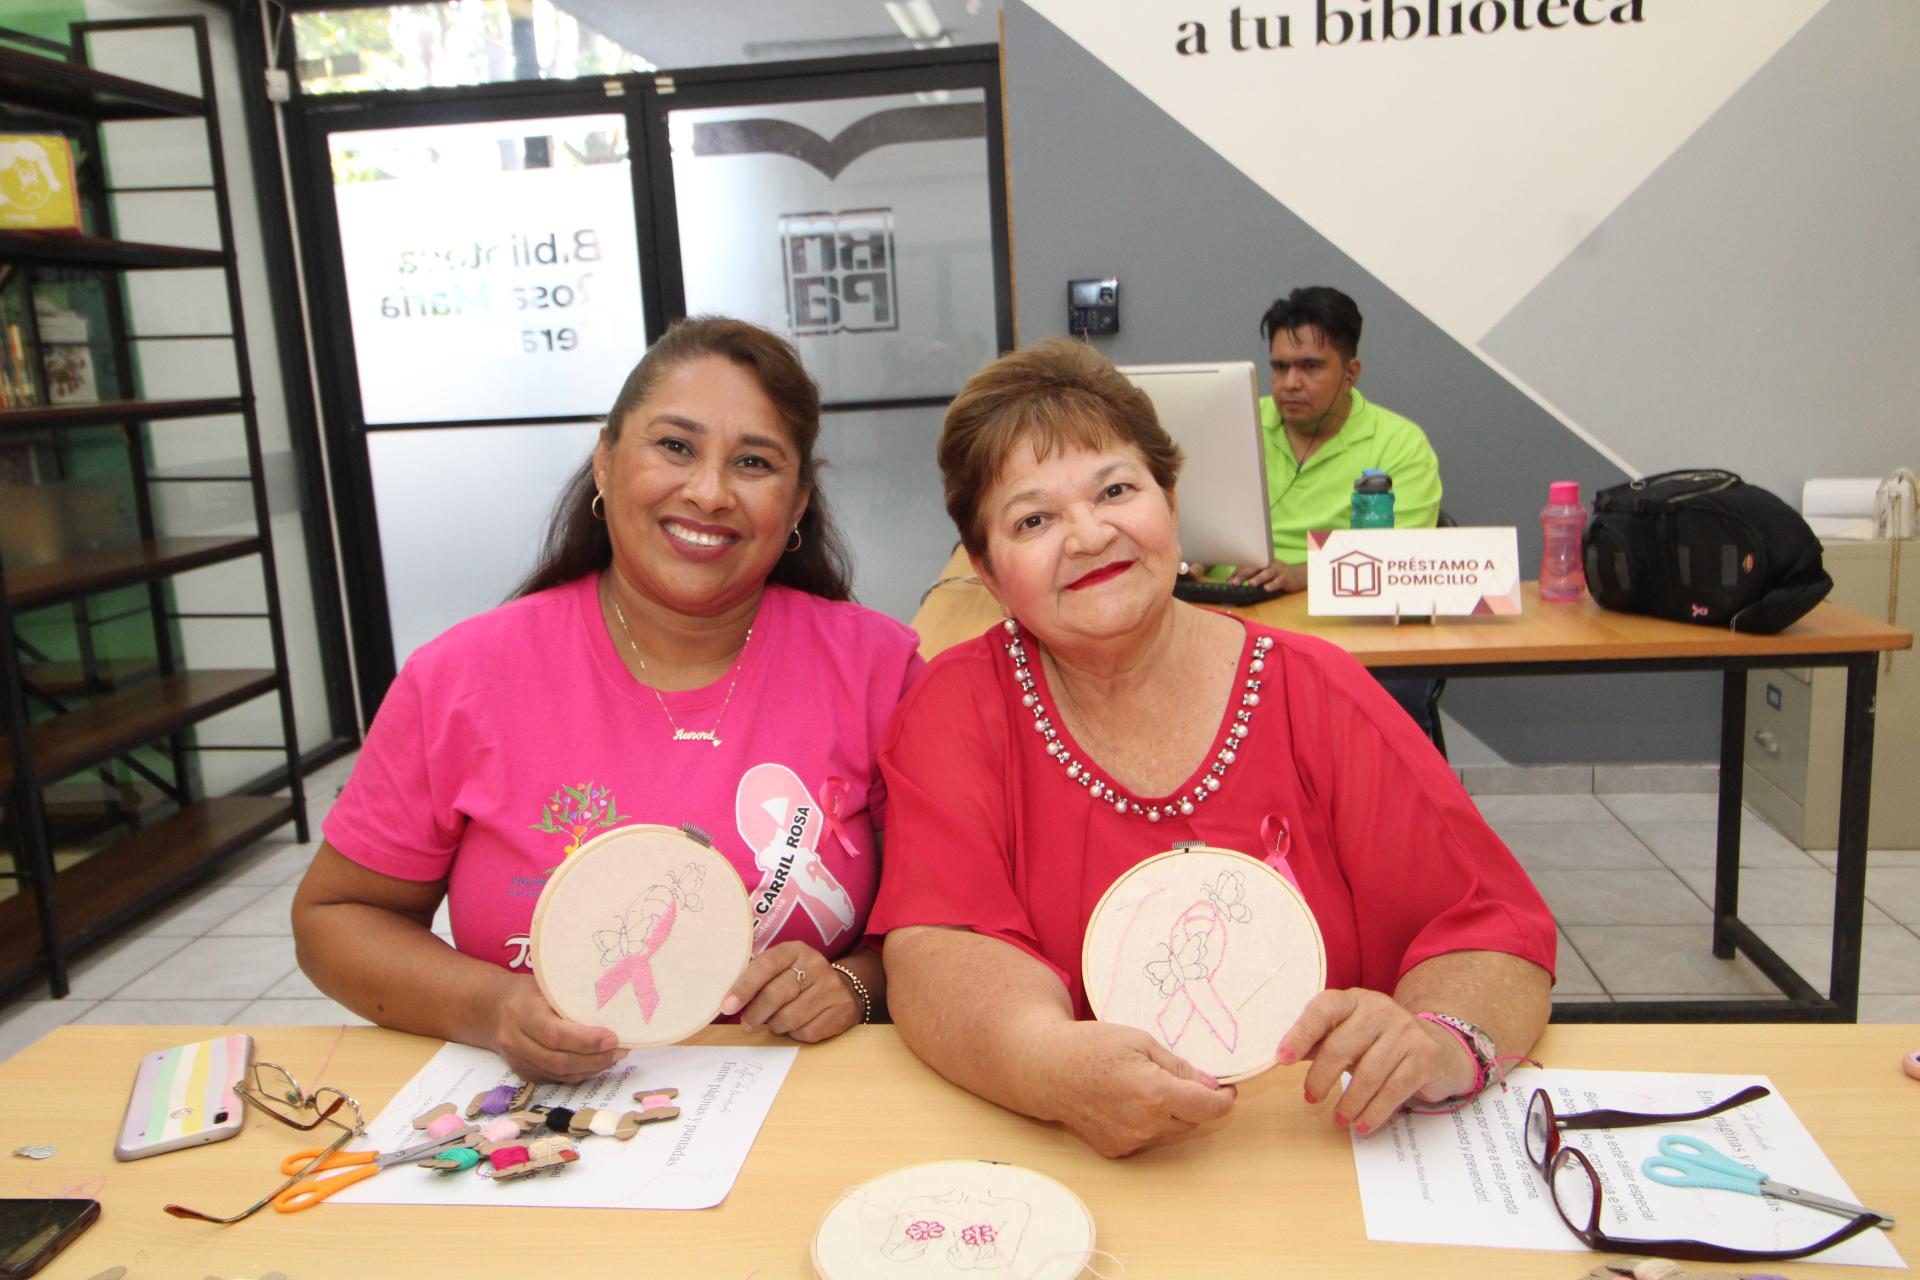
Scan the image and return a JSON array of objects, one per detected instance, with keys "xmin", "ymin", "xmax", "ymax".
[
  {"xmin": 294, "ymin": 318, "xmax": 922, "ymax": 1082},
  {"xmin": 869, "ymin": 340, "xmax": 1554, "ymax": 1156}
]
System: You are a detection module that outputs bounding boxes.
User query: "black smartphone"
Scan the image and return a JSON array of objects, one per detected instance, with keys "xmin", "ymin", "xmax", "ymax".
[{"xmin": 0, "ymin": 1199, "xmax": 100, "ymax": 1278}]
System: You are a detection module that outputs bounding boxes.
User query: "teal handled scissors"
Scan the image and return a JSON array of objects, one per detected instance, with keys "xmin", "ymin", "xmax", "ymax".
[{"xmin": 1641, "ymin": 1135, "xmax": 1895, "ymax": 1229}]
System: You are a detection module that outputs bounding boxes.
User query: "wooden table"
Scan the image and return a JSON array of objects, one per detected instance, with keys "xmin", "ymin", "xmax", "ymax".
[
  {"xmin": 4, "ymin": 1023, "xmax": 1914, "ymax": 1278},
  {"xmin": 911, "ymin": 548, "xmax": 1915, "ymax": 1023}
]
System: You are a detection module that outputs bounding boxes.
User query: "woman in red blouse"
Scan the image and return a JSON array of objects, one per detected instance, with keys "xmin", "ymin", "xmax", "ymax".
[{"xmin": 868, "ymin": 339, "xmax": 1555, "ymax": 1157}]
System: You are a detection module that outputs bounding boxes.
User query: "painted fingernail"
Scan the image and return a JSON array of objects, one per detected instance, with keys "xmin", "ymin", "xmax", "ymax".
[
  {"xmin": 1200, "ymin": 1071, "xmax": 1221, "ymax": 1088},
  {"xmin": 1276, "ymin": 1047, "xmax": 1297, "ymax": 1065},
  {"xmin": 1304, "ymin": 1090, "xmax": 1319, "ymax": 1105},
  {"xmin": 1354, "ymin": 1122, "xmax": 1371, "ymax": 1136},
  {"xmin": 719, "ymin": 995, "xmax": 742, "ymax": 1015},
  {"xmin": 1334, "ymin": 1113, "xmax": 1349, "ymax": 1128}
]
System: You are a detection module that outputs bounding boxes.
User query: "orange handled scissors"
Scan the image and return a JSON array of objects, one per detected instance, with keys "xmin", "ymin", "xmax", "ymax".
[
  {"xmin": 272, "ymin": 1148, "xmax": 383, "ymax": 1212},
  {"xmin": 272, "ymin": 1129, "xmax": 474, "ymax": 1212}
]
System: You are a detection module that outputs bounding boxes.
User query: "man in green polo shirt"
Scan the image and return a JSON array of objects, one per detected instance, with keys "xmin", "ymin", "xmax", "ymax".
[
  {"xmin": 1201, "ymin": 286, "xmax": 1446, "ymax": 742},
  {"xmin": 1224, "ymin": 285, "xmax": 1442, "ymax": 594}
]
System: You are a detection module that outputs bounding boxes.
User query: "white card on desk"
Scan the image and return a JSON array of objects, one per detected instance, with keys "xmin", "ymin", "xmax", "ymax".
[{"xmin": 328, "ymin": 1039, "xmax": 796, "ymax": 1210}]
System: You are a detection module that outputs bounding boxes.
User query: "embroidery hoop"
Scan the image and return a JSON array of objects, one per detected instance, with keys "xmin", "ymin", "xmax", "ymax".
[
  {"xmin": 1081, "ymin": 845, "xmax": 1326, "ymax": 1084},
  {"xmin": 812, "ymin": 1159, "xmax": 1095, "ymax": 1280},
  {"xmin": 528, "ymin": 823, "xmax": 752, "ymax": 1047}
]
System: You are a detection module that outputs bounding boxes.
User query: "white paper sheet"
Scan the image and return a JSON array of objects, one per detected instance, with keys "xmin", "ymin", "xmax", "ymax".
[
  {"xmin": 1352, "ymin": 1068, "xmax": 1903, "ymax": 1269},
  {"xmin": 328, "ymin": 1040, "xmax": 797, "ymax": 1209}
]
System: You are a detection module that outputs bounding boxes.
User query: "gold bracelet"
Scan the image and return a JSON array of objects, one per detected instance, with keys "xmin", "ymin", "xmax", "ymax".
[{"xmin": 828, "ymin": 961, "xmax": 874, "ymax": 1024}]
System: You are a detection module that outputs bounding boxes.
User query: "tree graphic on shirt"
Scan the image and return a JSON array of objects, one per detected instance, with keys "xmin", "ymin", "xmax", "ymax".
[{"xmin": 529, "ymin": 781, "xmax": 628, "ymax": 866}]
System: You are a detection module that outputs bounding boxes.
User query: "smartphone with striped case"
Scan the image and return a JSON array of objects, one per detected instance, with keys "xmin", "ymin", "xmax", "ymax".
[{"xmin": 113, "ymin": 1034, "xmax": 253, "ymax": 1162}]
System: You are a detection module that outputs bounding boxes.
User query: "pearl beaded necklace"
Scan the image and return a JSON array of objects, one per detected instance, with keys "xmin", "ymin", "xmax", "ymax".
[{"xmin": 1001, "ymin": 617, "xmax": 1273, "ymax": 823}]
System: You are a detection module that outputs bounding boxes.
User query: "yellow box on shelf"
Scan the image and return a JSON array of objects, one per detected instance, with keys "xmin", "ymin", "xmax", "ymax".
[{"xmin": 0, "ymin": 133, "xmax": 83, "ymax": 233}]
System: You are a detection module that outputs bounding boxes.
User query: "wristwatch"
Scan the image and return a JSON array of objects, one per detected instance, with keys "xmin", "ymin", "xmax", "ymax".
[{"xmin": 1418, "ymin": 1011, "xmax": 1497, "ymax": 1097}]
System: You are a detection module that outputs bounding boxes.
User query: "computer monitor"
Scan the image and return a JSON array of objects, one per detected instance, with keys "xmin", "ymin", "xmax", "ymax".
[{"xmin": 1117, "ymin": 361, "xmax": 1271, "ymax": 567}]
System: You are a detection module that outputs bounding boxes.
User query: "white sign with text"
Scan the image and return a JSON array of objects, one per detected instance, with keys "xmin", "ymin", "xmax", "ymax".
[
  {"xmin": 1307, "ymin": 526, "xmax": 1521, "ymax": 617},
  {"xmin": 332, "ymin": 134, "xmax": 644, "ymax": 425}
]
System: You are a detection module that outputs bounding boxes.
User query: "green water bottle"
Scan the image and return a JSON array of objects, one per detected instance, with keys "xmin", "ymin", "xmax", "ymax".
[{"xmin": 1351, "ymin": 469, "xmax": 1395, "ymax": 529}]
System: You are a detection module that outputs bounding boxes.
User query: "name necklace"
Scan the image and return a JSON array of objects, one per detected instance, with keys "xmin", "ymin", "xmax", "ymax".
[{"xmin": 609, "ymin": 591, "xmax": 751, "ymax": 749}]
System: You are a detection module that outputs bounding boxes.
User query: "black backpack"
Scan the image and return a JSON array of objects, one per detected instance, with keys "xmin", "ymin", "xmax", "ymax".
[{"xmin": 1583, "ymin": 469, "xmax": 1833, "ymax": 634}]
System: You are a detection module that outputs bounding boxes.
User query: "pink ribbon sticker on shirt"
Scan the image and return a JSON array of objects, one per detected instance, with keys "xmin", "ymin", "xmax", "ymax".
[
  {"xmin": 594, "ymin": 897, "xmax": 677, "ymax": 1020},
  {"xmin": 1154, "ymin": 900, "xmax": 1240, "ymax": 1053},
  {"xmin": 737, "ymin": 763, "xmax": 857, "ymax": 953}
]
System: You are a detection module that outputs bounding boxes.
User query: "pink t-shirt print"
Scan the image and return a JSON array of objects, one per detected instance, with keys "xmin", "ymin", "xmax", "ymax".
[{"xmin": 738, "ymin": 762, "xmax": 856, "ymax": 953}]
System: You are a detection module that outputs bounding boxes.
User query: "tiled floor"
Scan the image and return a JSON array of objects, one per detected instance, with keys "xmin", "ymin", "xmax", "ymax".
[{"xmin": 4, "ymin": 753, "xmax": 1919, "ymax": 1063}]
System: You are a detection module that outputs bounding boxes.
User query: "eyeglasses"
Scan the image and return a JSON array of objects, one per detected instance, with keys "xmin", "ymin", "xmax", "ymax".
[
  {"xmin": 164, "ymin": 1061, "xmax": 366, "ymax": 1225},
  {"xmin": 1524, "ymin": 1085, "xmax": 1886, "ymax": 1263}
]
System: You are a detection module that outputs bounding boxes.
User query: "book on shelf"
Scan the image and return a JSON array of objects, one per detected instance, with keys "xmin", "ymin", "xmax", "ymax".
[{"xmin": 0, "ymin": 134, "xmax": 84, "ymax": 234}]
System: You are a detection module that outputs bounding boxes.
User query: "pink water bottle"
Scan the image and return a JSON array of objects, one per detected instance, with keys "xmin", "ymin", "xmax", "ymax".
[{"xmin": 1540, "ymin": 481, "xmax": 1586, "ymax": 602}]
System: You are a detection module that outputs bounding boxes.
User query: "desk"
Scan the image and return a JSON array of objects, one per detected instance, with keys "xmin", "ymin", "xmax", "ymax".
[
  {"xmin": 911, "ymin": 547, "xmax": 1914, "ymax": 1022},
  {"xmin": 3, "ymin": 1023, "xmax": 1913, "ymax": 1278}
]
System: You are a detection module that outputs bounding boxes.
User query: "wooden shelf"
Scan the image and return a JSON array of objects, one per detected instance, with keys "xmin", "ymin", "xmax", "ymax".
[
  {"xmin": 0, "ymin": 668, "xmax": 280, "ymax": 789},
  {"xmin": 0, "ymin": 45, "xmax": 204, "ymax": 120},
  {"xmin": 5, "ymin": 535, "xmax": 262, "ymax": 609},
  {"xmin": 19, "ymin": 657, "xmax": 157, "ymax": 696},
  {"xmin": 0, "ymin": 795, "xmax": 296, "ymax": 992},
  {"xmin": 0, "ymin": 231, "xmax": 225, "ymax": 271},
  {"xmin": 0, "ymin": 396, "xmax": 245, "ymax": 434}
]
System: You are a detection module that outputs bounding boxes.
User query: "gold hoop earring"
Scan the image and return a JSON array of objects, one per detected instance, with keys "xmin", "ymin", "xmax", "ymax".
[
  {"xmin": 590, "ymin": 491, "xmax": 606, "ymax": 522},
  {"xmin": 785, "ymin": 527, "xmax": 803, "ymax": 553}
]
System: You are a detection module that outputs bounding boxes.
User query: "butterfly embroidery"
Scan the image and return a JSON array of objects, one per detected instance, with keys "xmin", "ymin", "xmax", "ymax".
[
  {"xmin": 666, "ymin": 865, "xmax": 704, "ymax": 913},
  {"xmin": 1144, "ymin": 931, "xmax": 1210, "ymax": 997},
  {"xmin": 1201, "ymin": 870, "xmax": 1253, "ymax": 923},
  {"xmin": 593, "ymin": 866, "xmax": 702, "ymax": 966}
]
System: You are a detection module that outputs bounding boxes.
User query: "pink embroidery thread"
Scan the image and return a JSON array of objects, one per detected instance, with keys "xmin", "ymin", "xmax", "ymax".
[
  {"xmin": 904, "ymin": 1219, "xmax": 944, "ymax": 1242},
  {"xmin": 961, "ymin": 1223, "xmax": 997, "ymax": 1247},
  {"xmin": 594, "ymin": 897, "xmax": 677, "ymax": 1020}
]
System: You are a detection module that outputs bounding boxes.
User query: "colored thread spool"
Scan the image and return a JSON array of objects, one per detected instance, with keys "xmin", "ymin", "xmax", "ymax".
[
  {"xmin": 478, "ymin": 1084, "xmax": 519, "ymax": 1115},
  {"xmin": 586, "ymin": 1110, "xmax": 625, "ymax": 1137},
  {"xmin": 545, "ymin": 1107, "xmax": 576, "ymax": 1133},
  {"xmin": 480, "ymin": 1117, "xmax": 521, "ymax": 1143},
  {"xmin": 488, "ymin": 1145, "xmax": 531, "ymax": 1171},
  {"xmin": 640, "ymin": 1093, "xmax": 674, "ymax": 1109},
  {"xmin": 425, "ymin": 1112, "xmax": 466, "ymax": 1141},
  {"xmin": 438, "ymin": 1145, "xmax": 481, "ymax": 1172}
]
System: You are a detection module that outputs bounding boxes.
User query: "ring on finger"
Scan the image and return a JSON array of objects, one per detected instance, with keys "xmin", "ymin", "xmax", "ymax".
[{"xmin": 792, "ymin": 966, "xmax": 808, "ymax": 988}]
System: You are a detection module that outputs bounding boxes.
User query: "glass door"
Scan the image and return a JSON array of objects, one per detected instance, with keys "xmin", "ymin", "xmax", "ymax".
[
  {"xmin": 295, "ymin": 51, "xmax": 1009, "ymax": 710},
  {"xmin": 300, "ymin": 96, "xmax": 655, "ymax": 700},
  {"xmin": 646, "ymin": 57, "xmax": 1011, "ymax": 616}
]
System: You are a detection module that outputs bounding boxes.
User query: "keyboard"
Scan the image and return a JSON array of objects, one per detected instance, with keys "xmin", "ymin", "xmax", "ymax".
[{"xmin": 1172, "ymin": 578, "xmax": 1278, "ymax": 607}]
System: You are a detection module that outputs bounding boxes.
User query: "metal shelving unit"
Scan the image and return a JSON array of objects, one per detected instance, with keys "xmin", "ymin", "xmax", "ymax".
[{"xmin": 0, "ymin": 21, "xmax": 306, "ymax": 997}]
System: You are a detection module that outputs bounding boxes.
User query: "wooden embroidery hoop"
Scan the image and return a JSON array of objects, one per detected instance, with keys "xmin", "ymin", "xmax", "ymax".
[
  {"xmin": 529, "ymin": 822, "xmax": 752, "ymax": 1048},
  {"xmin": 812, "ymin": 1159, "xmax": 1095, "ymax": 1280},
  {"xmin": 1081, "ymin": 844, "xmax": 1326, "ymax": 1084}
]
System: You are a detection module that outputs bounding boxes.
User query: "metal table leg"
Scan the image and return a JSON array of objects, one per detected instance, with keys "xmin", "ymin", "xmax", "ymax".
[
  {"xmin": 1712, "ymin": 669, "xmax": 1747, "ymax": 959},
  {"xmin": 1827, "ymin": 656, "xmax": 1878, "ymax": 1021}
]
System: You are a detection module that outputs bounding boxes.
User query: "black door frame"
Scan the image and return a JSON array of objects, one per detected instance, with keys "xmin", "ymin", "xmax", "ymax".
[{"xmin": 282, "ymin": 46, "xmax": 1010, "ymax": 720}]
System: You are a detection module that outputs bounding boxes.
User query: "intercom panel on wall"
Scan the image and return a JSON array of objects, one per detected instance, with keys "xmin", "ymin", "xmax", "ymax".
[{"xmin": 1068, "ymin": 278, "xmax": 1119, "ymax": 335}]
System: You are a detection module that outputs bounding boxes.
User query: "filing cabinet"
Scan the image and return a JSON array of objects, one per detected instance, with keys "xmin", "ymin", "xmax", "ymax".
[{"xmin": 1743, "ymin": 540, "xmax": 1919, "ymax": 849}]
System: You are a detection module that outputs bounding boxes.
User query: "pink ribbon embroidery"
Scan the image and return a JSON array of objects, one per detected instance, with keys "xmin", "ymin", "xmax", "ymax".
[
  {"xmin": 594, "ymin": 897, "xmax": 677, "ymax": 1020},
  {"xmin": 1155, "ymin": 901, "xmax": 1240, "ymax": 1052}
]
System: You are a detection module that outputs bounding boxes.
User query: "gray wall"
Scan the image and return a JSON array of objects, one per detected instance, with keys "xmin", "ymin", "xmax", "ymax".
[{"xmin": 1001, "ymin": 2, "xmax": 1737, "ymax": 763}]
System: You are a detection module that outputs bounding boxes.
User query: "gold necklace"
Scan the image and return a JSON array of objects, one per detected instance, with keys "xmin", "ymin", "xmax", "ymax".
[{"xmin": 608, "ymin": 591, "xmax": 752, "ymax": 749}]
